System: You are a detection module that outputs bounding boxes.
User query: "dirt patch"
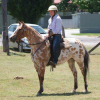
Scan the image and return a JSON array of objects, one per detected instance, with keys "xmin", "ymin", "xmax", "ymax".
[{"xmin": 14, "ymin": 76, "xmax": 24, "ymax": 80}]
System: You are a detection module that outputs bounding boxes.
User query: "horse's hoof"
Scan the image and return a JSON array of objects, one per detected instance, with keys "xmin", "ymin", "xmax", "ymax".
[
  {"xmin": 71, "ymin": 89, "xmax": 76, "ymax": 93},
  {"xmin": 83, "ymin": 90, "xmax": 88, "ymax": 93},
  {"xmin": 36, "ymin": 92, "xmax": 42, "ymax": 96}
]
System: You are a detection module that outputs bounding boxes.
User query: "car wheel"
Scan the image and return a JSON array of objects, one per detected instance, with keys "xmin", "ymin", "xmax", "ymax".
[{"xmin": 18, "ymin": 43, "xmax": 23, "ymax": 52}]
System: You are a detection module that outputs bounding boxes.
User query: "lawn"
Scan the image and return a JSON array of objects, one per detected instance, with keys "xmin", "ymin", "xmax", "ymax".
[
  {"xmin": 0, "ymin": 46, "xmax": 100, "ymax": 100},
  {"xmin": 72, "ymin": 33, "xmax": 100, "ymax": 37}
]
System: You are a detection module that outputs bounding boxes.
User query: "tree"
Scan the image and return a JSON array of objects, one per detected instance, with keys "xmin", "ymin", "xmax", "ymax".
[
  {"xmin": 77, "ymin": 0, "xmax": 100, "ymax": 13},
  {"xmin": 67, "ymin": 0, "xmax": 77, "ymax": 13},
  {"xmin": 2, "ymin": 0, "xmax": 9, "ymax": 55},
  {"xmin": 57, "ymin": 0, "xmax": 77, "ymax": 13},
  {"xmin": 57, "ymin": 0, "xmax": 100, "ymax": 13},
  {"xmin": 69, "ymin": 0, "xmax": 100, "ymax": 13},
  {"xmin": 7, "ymin": 0, "xmax": 52, "ymax": 23},
  {"xmin": 57, "ymin": 0, "xmax": 69, "ymax": 12}
]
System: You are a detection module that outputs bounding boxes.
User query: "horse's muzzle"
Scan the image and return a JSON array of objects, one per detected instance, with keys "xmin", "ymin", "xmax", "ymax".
[{"xmin": 9, "ymin": 35, "xmax": 17, "ymax": 42}]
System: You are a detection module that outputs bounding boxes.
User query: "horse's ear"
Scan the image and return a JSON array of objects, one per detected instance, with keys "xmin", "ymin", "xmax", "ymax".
[
  {"xmin": 18, "ymin": 21, "xmax": 21, "ymax": 24},
  {"xmin": 21, "ymin": 21, "xmax": 25, "ymax": 25},
  {"xmin": 21, "ymin": 21, "xmax": 25, "ymax": 27}
]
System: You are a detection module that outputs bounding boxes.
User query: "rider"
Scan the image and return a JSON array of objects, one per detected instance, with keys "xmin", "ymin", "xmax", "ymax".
[{"xmin": 47, "ymin": 5, "xmax": 62, "ymax": 68}]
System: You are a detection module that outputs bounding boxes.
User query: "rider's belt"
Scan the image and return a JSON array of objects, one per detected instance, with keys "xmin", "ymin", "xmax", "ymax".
[{"xmin": 53, "ymin": 34, "xmax": 61, "ymax": 36}]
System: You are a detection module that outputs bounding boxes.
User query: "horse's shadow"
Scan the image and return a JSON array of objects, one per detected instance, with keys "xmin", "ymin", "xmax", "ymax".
[
  {"xmin": 18, "ymin": 91, "xmax": 91, "ymax": 98},
  {"xmin": 40, "ymin": 91, "xmax": 91, "ymax": 97}
]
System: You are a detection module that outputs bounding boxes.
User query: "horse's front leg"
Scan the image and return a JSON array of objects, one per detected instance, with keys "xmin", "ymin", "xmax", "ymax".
[
  {"xmin": 34, "ymin": 63, "xmax": 45, "ymax": 96},
  {"xmin": 37, "ymin": 73, "xmax": 44, "ymax": 95}
]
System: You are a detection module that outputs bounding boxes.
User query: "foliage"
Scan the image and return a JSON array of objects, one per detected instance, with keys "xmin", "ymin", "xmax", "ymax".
[
  {"xmin": 7, "ymin": 0, "xmax": 52, "ymax": 23},
  {"xmin": 57, "ymin": 0, "xmax": 69, "ymax": 12},
  {"xmin": 57, "ymin": 0, "xmax": 100, "ymax": 13},
  {"xmin": 67, "ymin": 1, "xmax": 77, "ymax": 13},
  {"xmin": 57, "ymin": 0, "xmax": 77, "ymax": 12},
  {"xmin": 69, "ymin": 0, "xmax": 100, "ymax": 13}
]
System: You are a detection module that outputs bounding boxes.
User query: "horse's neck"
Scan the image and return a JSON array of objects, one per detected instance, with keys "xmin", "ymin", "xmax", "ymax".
[{"xmin": 26, "ymin": 27, "xmax": 43, "ymax": 49}]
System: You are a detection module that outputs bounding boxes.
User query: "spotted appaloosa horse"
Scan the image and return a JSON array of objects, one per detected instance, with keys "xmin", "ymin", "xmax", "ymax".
[{"xmin": 10, "ymin": 22, "xmax": 89, "ymax": 95}]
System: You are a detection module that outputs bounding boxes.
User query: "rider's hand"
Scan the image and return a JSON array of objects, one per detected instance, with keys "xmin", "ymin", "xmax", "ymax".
[
  {"xmin": 49, "ymin": 33, "xmax": 53, "ymax": 37},
  {"xmin": 44, "ymin": 35, "xmax": 49, "ymax": 39}
]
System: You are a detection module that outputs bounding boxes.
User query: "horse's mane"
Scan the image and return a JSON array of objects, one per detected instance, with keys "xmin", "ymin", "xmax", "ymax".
[{"xmin": 25, "ymin": 24, "xmax": 43, "ymax": 40}]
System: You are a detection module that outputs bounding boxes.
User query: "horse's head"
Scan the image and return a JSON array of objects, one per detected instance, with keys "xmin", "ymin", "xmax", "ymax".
[{"xmin": 10, "ymin": 22, "xmax": 27, "ymax": 43}]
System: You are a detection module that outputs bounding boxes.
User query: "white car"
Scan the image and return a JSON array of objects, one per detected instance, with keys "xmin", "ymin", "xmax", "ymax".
[{"xmin": 2, "ymin": 23, "xmax": 47, "ymax": 52}]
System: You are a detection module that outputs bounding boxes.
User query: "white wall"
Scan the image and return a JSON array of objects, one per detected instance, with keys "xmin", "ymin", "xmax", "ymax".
[
  {"xmin": 62, "ymin": 14, "xmax": 80, "ymax": 29},
  {"xmin": 62, "ymin": 19, "xmax": 73, "ymax": 29}
]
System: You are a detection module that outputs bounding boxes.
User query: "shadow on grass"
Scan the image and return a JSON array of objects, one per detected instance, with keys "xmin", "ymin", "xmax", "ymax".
[
  {"xmin": 18, "ymin": 91, "xmax": 91, "ymax": 98},
  {"xmin": 9, "ymin": 52, "xmax": 25, "ymax": 57},
  {"xmin": 18, "ymin": 96, "xmax": 34, "ymax": 98},
  {"xmin": 40, "ymin": 91, "xmax": 91, "ymax": 97},
  {"xmin": 10, "ymin": 48, "xmax": 30, "ymax": 53},
  {"xmin": 9, "ymin": 48, "xmax": 30, "ymax": 56}
]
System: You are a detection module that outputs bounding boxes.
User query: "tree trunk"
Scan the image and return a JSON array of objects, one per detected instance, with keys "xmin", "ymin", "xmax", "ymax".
[{"xmin": 2, "ymin": 0, "xmax": 9, "ymax": 55}]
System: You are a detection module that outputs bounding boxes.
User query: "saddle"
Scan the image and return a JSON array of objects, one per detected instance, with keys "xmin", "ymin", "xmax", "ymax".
[
  {"xmin": 60, "ymin": 38, "xmax": 72, "ymax": 49},
  {"xmin": 46, "ymin": 37, "xmax": 72, "ymax": 66}
]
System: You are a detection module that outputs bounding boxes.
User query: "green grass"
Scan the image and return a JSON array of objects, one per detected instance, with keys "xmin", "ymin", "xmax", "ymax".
[
  {"xmin": 0, "ymin": 46, "xmax": 100, "ymax": 100},
  {"xmin": 72, "ymin": 33, "xmax": 100, "ymax": 37}
]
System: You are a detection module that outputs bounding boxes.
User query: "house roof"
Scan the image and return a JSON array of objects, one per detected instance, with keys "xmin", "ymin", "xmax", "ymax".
[
  {"xmin": 54, "ymin": 0, "xmax": 72, "ymax": 4},
  {"xmin": 67, "ymin": 0, "xmax": 72, "ymax": 3},
  {"xmin": 54, "ymin": 0, "xmax": 62, "ymax": 4}
]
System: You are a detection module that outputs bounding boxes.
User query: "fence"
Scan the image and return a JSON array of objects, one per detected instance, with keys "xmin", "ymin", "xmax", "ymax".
[
  {"xmin": 0, "ymin": 11, "xmax": 80, "ymax": 34},
  {"xmin": 80, "ymin": 12, "xmax": 100, "ymax": 33}
]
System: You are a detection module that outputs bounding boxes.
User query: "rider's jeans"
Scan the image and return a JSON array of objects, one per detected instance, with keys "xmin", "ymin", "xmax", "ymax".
[{"xmin": 52, "ymin": 34, "xmax": 61, "ymax": 64}]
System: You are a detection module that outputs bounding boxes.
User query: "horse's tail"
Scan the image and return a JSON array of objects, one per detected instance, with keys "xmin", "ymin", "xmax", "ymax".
[{"xmin": 84, "ymin": 49, "xmax": 89, "ymax": 76}]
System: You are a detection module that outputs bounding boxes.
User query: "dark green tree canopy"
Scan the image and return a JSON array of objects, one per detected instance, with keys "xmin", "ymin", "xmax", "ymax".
[
  {"xmin": 57, "ymin": 0, "xmax": 100, "ymax": 13},
  {"xmin": 74, "ymin": 0, "xmax": 100, "ymax": 13},
  {"xmin": 57, "ymin": 0, "xmax": 77, "ymax": 12},
  {"xmin": 57, "ymin": 0, "xmax": 69, "ymax": 12},
  {"xmin": 7, "ymin": 0, "xmax": 52, "ymax": 23}
]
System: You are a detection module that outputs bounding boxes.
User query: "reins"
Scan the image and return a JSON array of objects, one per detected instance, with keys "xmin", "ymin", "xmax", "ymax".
[
  {"xmin": 32, "ymin": 38, "xmax": 48, "ymax": 57},
  {"xmin": 18, "ymin": 38, "xmax": 48, "ymax": 57},
  {"xmin": 19, "ymin": 40, "xmax": 42, "ymax": 46}
]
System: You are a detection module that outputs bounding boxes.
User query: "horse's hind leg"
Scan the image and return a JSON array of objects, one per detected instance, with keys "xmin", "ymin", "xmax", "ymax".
[
  {"xmin": 68, "ymin": 58, "xmax": 78, "ymax": 93},
  {"xmin": 77, "ymin": 62, "xmax": 88, "ymax": 92}
]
